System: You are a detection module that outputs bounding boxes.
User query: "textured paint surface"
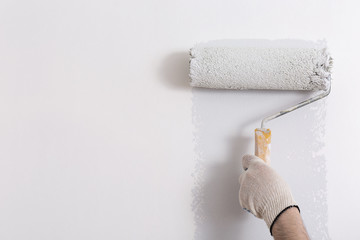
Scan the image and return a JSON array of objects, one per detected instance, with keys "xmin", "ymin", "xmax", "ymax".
[
  {"xmin": 192, "ymin": 88, "xmax": 328, "ymax": 239},
  {"xmin": 190, "ymin": 40, "xmax": 332, "ymax": 90}
]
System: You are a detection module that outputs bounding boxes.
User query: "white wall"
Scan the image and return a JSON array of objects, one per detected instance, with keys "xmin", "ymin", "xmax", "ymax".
[{"xmin": 0, "ymin": 0, "xmax": 359, "ymax": 239}]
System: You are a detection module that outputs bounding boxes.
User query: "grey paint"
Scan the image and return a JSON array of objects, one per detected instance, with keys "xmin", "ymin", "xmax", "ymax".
[{"xmin": 192, "ymin": 88, "xmax": 329, "ymax": 239}]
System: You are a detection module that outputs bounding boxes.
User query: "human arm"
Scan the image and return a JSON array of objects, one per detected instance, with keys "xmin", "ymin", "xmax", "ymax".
[
  {"xmin": 238, "ymin": 154, "xmax": 309, "ymax": 239},
  {"xmin": 272, "ymin": 207, "xmax": 309, "ymax": 240}
]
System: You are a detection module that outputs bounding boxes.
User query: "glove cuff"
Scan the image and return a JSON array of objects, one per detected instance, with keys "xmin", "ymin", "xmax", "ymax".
[
  {"xmin": 269, "ymin": 205, "xmax": 300, "ymax": 235},
  {"xmin": 263, "ymin": 197, "xmax": 298, "ymax": 229}
]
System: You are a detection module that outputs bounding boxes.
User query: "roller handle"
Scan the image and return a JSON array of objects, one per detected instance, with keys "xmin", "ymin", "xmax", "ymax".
[{"xmin": 255, "ymin": 128, "xmax": 271, "ymax": 164}]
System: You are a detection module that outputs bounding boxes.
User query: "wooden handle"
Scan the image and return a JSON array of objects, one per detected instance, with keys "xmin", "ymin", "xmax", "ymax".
[{"xmin": 255, "ymin": 128, "xmax": 271, "ymax": 164}]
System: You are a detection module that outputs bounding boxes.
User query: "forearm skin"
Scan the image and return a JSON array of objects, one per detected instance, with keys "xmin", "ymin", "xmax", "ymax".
[{"xmin": 272, "ymin": 207, "xmax": 310, "ymax": 240}]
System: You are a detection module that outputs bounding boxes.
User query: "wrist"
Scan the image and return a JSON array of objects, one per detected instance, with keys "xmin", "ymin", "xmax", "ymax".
[
  {"xmin": 271, "ymin": 207, "xmax": 309, "ymax": 240},
  {"xmin": 269, "ymin": 205, "xmax": 300, "ymax": 235},
  {"xmin": 262, "ymin": 195, "xmax": 297, "ymax": 229}
]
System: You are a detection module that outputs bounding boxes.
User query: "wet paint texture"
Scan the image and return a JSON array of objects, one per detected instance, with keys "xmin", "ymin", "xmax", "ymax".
[{"xmin": 192, "ymin": 88, "xmax": 329, "ymax": 239}]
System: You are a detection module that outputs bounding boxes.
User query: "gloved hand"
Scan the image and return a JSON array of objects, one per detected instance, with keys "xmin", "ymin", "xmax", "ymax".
[{"xmin": 239, "ymin": 154, "xmax": 299, "ymax": 231}]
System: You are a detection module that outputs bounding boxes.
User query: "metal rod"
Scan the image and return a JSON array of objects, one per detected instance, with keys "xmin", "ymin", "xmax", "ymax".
[{"xmin": 261, "ymin": 83, "xmax": 331, "ymax": 129}]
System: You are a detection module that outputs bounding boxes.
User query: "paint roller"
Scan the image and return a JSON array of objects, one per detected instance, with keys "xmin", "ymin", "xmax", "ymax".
[{"xmin": 189, "ymin": 40, "xmax": 332, "ymax": 164}]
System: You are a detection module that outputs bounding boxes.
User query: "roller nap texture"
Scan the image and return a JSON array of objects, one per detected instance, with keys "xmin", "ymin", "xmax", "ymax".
[{"xmin": 189, "ymin": 41, "xmax": 332, "ymax": 90}]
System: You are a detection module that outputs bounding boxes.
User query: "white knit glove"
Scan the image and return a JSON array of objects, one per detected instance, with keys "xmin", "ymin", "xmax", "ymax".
[{"xmin": 239, "ymin": 154, "xmax": 299, "ymax": 231}]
